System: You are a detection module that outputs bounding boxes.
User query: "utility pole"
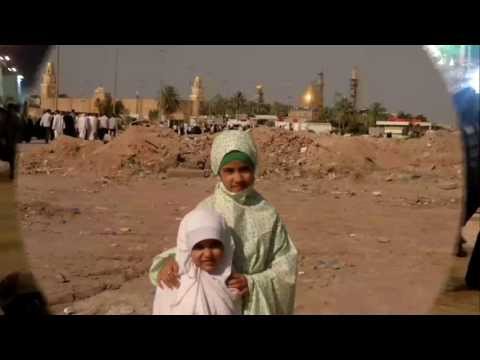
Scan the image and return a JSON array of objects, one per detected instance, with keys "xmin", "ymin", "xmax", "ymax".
[
  {"xmin": 114, "ymin": 47, "xmax": 119, "ymax": 99},
  {"xmin": 55, "ymin": 45, "xmax": 60, "ymax": 111}
]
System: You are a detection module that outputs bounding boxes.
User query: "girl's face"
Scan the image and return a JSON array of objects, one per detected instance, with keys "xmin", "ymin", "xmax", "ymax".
[
  {"xmin": 191, "ymin": 239, "xmax": 225, "ymax": 273},
  {"xmin": 219, "ymin": 160, "xmax": 255, "ymax": 193}
]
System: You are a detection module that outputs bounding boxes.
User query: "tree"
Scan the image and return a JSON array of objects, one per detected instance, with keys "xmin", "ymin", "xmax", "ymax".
[
  {"xmin": 159, "ymin": 85, "xmax": 180, "ymax": 119},
  {"xmin": 416, "ymin": 114, "xmax": 428, "ymax": 122},
  {"xmin": 94, "ymin": 98, "xmax": 102, "ymax": 114},
  {"xmin": 367, "ymin": 102, "xmax": 389, "ymax": 127},
  {"xmin": 256, "ymin": 102, "xmax": 272, "ymax": 115},
  {"xmin": 232, "ymin": 91, "xmax": 246, "ymax": 117},
  {"xmin": 149, "ymin": 109, "xmax": 160, "ymax": 121},
  {"xmin": 271, "ymin": 101, "xmax": 292, "ymax": 117},
  {"xmin": 94, "ymin": 93, "xmax": 114, "ymax": 116},
  {"xmin": 102, "ymin": 93, "xmax": 114, "ymax": 116},
  {"xmin": 332, "ymin": 94, "xmax": 354, "ymax": 134},
  {"xmin": 319, "ymin": 106, "xmax": 334, "ymax": 123},
  {"xmin": 114, "ymin": 100, "xmax": 126, "ymax": 115},
  {"xmin": 397, "ymin": 111, "xmax": 413, "ymax": 119},
  {"xmin": 209, "ymin": 94, "xmax": 228, "ymax": 116}
]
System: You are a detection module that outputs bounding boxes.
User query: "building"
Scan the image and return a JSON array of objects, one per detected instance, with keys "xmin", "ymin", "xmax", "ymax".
[
  {"xmin": 29, "ymin": 62, "xmax": 206, "ymax": 121},
  {"xmin": 301, "ymin": 73, "xmax": 324, "ymax": 120},
  {"xmin": 374, "ymin": 116, "xmax": 432, "ymax": 138},
  {"xmin": 304, "ymin": 122, "xmax": 333, "ymax": 134}
]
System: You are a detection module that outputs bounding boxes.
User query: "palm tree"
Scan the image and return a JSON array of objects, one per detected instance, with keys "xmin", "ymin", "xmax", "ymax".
[
  {"xmin": 319, "ymin": 106, "xmax": 334, "ymax": 123},
  {"xmin": 416, "ymin": 114, "xmax": 428, "ymax": 122},
  {"xmin": 333, "ymin": 95, "xmax": 354, "ymax": 134},
  {"xmin": 367, "ymin": 102, "xmax": 389, "ymax": 127},
  {"xmin": 397, "ymin": 111, "xmax": 413, "ymax": 120},
  {"xmin": 160, "ymin": 85, "xmax": 180, "ymax": 119},
  {"xmin": 114, "ymin": 100, "xmax": 126, "ymax": 115},
  {"xmin": 209, "ymin": 94, "xmax": 227, "ymax": 116},
  {"xmin": 232, "ymin": 91, "xmax": 246, "ymax": 118}
]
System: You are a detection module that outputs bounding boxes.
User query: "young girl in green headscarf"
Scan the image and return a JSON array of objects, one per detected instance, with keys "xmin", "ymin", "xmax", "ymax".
[{"xmin": 150, "ymin": 130, "xmax": 298, "ymax": 315}]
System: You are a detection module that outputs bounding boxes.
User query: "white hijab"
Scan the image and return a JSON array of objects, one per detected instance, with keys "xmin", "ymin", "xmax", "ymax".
[{"xmin": 153, "ymin": 208, "xmax": 241, "ymax": 315}]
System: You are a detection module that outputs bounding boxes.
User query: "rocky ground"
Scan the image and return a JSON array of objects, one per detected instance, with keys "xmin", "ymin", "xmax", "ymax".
[{"xmin": 2, "ymin": 126, "xmax": 477, "ymax": 314}]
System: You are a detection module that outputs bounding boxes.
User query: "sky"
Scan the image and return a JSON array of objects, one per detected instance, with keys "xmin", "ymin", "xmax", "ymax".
[{"xmin": 34, "ymin": 45, "xmax": 458, "ymax": 125}]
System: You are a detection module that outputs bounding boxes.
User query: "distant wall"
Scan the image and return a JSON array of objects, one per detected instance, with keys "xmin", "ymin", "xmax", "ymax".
[
  {"xmin": 70, "ymin": 98, "xmax": 92, "ymax": 113},
  {"xmin": 35, "ymin": 95, "xmax": 195, "ymax": 118}
]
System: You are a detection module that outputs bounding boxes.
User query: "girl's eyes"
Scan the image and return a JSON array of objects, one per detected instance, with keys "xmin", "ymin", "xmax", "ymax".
[
  {"xmin": 193, "ymin": 242, "xmax": 224, "ymax": 251},
  {"xmin": 222, "ymin": 167, "xmax": 251, "ymax": 174}
]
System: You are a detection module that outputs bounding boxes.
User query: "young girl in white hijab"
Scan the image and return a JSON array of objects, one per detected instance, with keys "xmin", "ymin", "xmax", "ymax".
[{"xmin": 153, "ymin": 208, "xmax": 241, "ymax": 315}]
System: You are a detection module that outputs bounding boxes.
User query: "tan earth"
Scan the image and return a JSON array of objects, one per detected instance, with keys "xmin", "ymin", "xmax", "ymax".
[{"xmin": 2, "ymin": 126, "xmax": 478, "ymax": 314}]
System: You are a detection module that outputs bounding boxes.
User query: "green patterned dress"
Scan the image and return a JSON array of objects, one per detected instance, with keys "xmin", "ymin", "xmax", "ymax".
[{"xmin": 149, "ymin": 131, "xmax": 298, "ymax": 314}]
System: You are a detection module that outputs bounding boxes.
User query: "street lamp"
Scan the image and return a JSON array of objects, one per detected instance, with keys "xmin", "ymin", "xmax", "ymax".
[
  {"xmin": 5, "ymin": 56, "xmax": 10, "ymax": 61},
  {"xmin": 304, "ymin": 92, "xmax": 312, "ymax": 109}
]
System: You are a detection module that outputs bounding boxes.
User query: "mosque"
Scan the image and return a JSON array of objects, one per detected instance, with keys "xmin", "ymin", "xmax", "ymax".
[{"xmin": 28, "ymin": 62, "xmax": 206, "ymax": 121}]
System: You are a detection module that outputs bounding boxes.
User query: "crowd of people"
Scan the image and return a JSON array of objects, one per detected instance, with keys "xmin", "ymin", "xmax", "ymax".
[
  {"xmin": 27, "ymin": 110, "xmax": 119, "ymax": 144},
  {"xmin": 170, "ymin": 122, "xmax": 226, "ymax": 136}
]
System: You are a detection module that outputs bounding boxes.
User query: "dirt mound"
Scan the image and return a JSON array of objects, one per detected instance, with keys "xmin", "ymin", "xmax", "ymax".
[
  {"xmin": 252, "ymin": 129, "xmax": 389, "ymax": 179},
  {"xmin": 20, "ymin": 127, "xmax": 462, "ymax": 181},
  {"xmin": 87, "ymin": 126, "xmax": 182, "ymax": 178},
  {"xmin": 20, "ymin": 136, "xmax": 102, "ymax": 176}
]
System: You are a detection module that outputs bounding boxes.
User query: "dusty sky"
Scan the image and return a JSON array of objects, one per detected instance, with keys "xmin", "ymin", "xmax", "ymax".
[{"xmin": 36, "ymin": 45, "xmax": 457, "ymax": 125}]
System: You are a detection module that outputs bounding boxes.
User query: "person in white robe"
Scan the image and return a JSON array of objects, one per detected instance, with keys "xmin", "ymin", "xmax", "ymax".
[
  {"xmin": 52, "ymin": 112, "xmax": 65, "ymax": 139},
  {"xmin": 153, "ymin": 208, "xmax": 241, "ymax": 315}
]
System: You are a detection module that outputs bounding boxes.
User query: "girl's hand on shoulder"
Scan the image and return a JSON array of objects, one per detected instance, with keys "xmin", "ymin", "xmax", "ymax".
[
  {"xmin": 227, "ymin": 273, "xmax": 249, "ymax": 297},
  {"xmin": 157, "ymin": 258, "xmax": 180, "ymax": 289}
]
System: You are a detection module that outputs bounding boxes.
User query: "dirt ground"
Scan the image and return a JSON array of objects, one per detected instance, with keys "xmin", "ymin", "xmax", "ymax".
[
  {"xmin": 12, "ymin": 167, "xmax": 476, "ymax": 314},
  {"xmin": 2, "ymin": 128, "xmax": 478, "ymax": 314}
]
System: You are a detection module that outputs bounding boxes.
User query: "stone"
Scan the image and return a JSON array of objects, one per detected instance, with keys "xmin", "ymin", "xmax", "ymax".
[
  {"xmin": 293, "ymin": 170, "xmax": 302, "ymax": 178},
  {"xmin": 377, "ymin": 237, "xmax": 390, "ymax": 244},
  {"xmin": 71, "ymin": 208, "xmax": 81, "ymax": 215},
  {"xmin": 300, "ymin": 147, "xmax": 307, "ymax": 153},
  {"xmin": 385, "ymin": 174, "xmax": 394, "ymax": 182},
  {"xmin": 63, "ymin": 307, "xmax": 75, "ymax": 315},
  {"xmin": 438, "ymin": 182, "xmax": 458, "ymax": 190},
  {"xmin": 106, "ymin": 304, "xmax": 135, "ymax": 315},
  {"xmin": 119, "ymin": 227, "xmax": 132, "ymax": 233},
  {"xmin": 55, "ymin": 273, "xmax": 69, "ymax": 283},
  {"xmin": 349, "ymin": 233, "xmax": 357, "ymax": 238},
  {"xmin": 372, "ymin": 191, "xmax": 382, "ymax": 197}
]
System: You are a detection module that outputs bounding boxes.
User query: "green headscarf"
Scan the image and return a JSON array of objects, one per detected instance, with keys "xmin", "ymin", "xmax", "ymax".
[
  {"xmin": 210, "ymin": 130, "xmax": 258, "ymax": 176},
  {"xmin": 219, "ymin": 150, "xmax": 255, "ymax": 172}
]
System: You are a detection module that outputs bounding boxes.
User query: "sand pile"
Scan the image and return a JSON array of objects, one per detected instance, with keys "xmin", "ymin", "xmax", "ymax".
[
  {"xmin": 20, "ymin": 126, "xmax": 462, "ymax": 180},
  {"xmin": 20, "ymin": 136, "xmax": 102, "ymax": 176}
]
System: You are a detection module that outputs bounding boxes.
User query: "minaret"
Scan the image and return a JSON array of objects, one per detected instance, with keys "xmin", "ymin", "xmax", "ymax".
[
  {"xmin": 317, "ymin": 72, "xmax": 324, "ymax": 111},
  {"xmin": 40, "ymin": 62, "xmax": 57, "ymax": 109},
  {"xmin": 350, "ymin": 66, "xmax": 359, "ymax": 110},
  {"xmin": 93, "ymin": 85, "xmax": 106, "ymax": 114},
  {"xmin": 190, "ymin": 75, "xmax": 204, "ymax": 117},
  {"xmin": 256, "ymin": 84, "xmax": 264, "ymax": 104}
]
